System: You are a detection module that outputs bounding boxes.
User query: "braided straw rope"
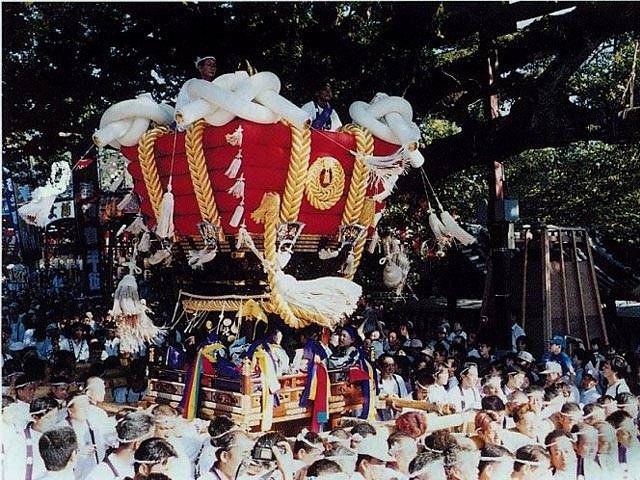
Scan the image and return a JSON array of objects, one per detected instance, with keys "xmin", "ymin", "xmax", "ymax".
[
  {"xmin": 252, "ymin": 193, "xmax": 308, "ymax": 328},
  {"xmin": 280, "ymin": 123, "xmax": 311, "ymax": 223},
  {"xmin": 340, "ymin": 124, "xmax": 374, "ymax": 280},
  {"xmin": 138, "ymin": 126, "xmax": 171, "ymax": 220},
  {"xmin": 185, "ymin": 119, "xmax": 223, "ymax": 236},
  {"xmin": 252, "ymin": 193, "xmax": 337, "ymax": 328},
  {"xmin": 305, "ymin": 157, "xmax": 345, "ymax": 210},
  {"xmin": 340, "ymin": 124, "xmax": 372, "ymax": 225}
]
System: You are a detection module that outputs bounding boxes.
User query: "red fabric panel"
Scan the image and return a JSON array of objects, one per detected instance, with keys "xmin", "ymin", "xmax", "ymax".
[{"xmin": 122, "ymin": 120, "xmax": 400, "ymax": 237}]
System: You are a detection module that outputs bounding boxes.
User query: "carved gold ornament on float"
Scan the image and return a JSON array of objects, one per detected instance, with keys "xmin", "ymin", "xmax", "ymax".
[{"xmin": 305, "ymin": 156, "xmax": 345, "ymax": 210}]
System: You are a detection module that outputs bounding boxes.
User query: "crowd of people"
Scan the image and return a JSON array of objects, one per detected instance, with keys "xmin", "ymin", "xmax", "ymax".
[
  {"xmin": 4, "ymin": 55, "xmax": 640, "ymax": 480},
  {"xmin": 4, "ymin": 282, "xmax": 640, "ymax": 480}
]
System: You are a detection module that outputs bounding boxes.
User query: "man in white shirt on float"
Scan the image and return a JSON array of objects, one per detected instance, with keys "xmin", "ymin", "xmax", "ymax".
[{"xmin": 301, "ymin": 81, "xmax": 342, "ymax": 131}]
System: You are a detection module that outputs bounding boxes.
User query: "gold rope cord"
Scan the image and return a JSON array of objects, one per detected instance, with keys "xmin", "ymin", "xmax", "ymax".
[
  {"xmin": 340, "ymin": 124, "xmax": 373, "ymax": 225},
  {"xmin": 340, "ymin": 124, "xmax": 374, "ymax": 280},
  {"xmin": 305, "ymin": 156, "xmax": 345, "ymax": 210},
  {"xmin": 252, "ymin": 193, "xmax": 336, "ymax": 329},
  {"xmin": 138, "ymin": 126, "xmax": 171, "ymax": 220},
  {"xmin": 280, "ymin": 123, "xmax": 312, "ymax": 223},
  {"xmin": 253, "ymin": 193, "xmax": 308, "ymax": 329},
  {"xmin": 185, "ymin": 119, "xmax": 224, "ymax": 236}
]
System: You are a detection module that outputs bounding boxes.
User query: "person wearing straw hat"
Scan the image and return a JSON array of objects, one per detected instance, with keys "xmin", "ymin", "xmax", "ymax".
[{"xmin": 85, "ymin": 411, "xmax": 154, "ymax": 480}]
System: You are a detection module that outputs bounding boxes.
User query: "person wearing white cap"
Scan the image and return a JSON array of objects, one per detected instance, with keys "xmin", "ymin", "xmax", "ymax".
[
  {"xmin": 540, "ymin": 361, "xmax": 563, "ymax": 388},
  {"xmin": 175, "ymin": 55, "xmax": 217, "ymax": 123},
  {"xmin": 353, "ymin": 435, "xmax": 395, "ymax": 480},
  {"xmin": 580, "ymin": 367, "xmax": 601, "ymax": 405}
]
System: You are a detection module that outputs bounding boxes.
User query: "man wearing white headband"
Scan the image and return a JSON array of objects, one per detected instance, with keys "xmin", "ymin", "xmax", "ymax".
[
  {"xmin": 63, "ymin": 393, "xmax": 107, "ymax": 480},
  {"xmin": 544, "ymin": 430, "xmax": 576, "ymax": 480},
  {"xmin": 6, "ymin": 373, "xmax": 37, "ymax": 429},
  {"xmin": 132, "ymin": 437, "xmax": 180, "ymax": 479},
  {"xmin": 408, "ymin": 451, "xmax": 446, "ymax": 480},
  {"xmin": 571, "ymin": 423, "xmax": 602, "ymax": 480},
  {"xmin": 3, "ymin": 396, "xmax": 59, "ymax": 480},
  {"xmin": 478, "ymin": 444, "xmax": 514, "ymax": 480},
  {"xmin": 175, "ymin": 55, "xmax": 218, "ymax": 125},
  {"xmin": 387, "ymin": 431, "xmax": 418, "ymax": 476},
  {"xmin": 511, "ymin": 445, "xmax": 552, "ymax": 480},
  {"xmin": 199, "ymin": 428, "xmax": 254, "ymax": 480},
  {"xmin": 85, "ymin": 411, "xmax": 154, "ymax": 480}
]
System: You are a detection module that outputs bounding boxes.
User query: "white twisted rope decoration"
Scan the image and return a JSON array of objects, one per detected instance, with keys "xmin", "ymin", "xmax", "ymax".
[
  {"xmin": 175, "ymin": 71, "xmax": 310, "ymax": 130},
  {"xmin": 349, "ymin": 93, "xmax": 424, "ymax": 168},
  {"xmin": 93, "ymin": 93, "xmax": 174, "ymax": 149}
]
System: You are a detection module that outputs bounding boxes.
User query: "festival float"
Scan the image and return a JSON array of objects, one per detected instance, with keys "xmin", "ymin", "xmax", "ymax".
[{"xmin": 22, "ymin": 68, "xmax": 476, "ymax": 433}]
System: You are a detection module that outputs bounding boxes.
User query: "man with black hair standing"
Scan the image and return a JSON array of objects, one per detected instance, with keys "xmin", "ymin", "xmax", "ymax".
[
  {"xmin": 199, "ymin": 429, "xmax": 254, "ymax": 480},
  {"xmin": 37, "ymin": 426, "xmax": 79, "ymax": 480},
  {"xmin": 131, "ymin": 437, "xmax": 180, "ymax": 479},
  {"xmin": 86, "ymin": 411, "xmax": 154, "ymax": 480},
  {"xmin": 603, "ymin": 354, "xmax": 631, "ymax": 397}
]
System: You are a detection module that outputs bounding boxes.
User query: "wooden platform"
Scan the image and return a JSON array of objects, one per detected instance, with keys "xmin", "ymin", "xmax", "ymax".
[{"xmin": 145, "ymin": 365, "xmax": 364, "ymax": 434}]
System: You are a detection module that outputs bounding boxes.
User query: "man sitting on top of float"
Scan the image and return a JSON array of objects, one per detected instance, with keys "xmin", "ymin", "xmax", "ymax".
[{"xmin": 175, "ymin": 55, "xmax": 217, "ymax": 125}]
